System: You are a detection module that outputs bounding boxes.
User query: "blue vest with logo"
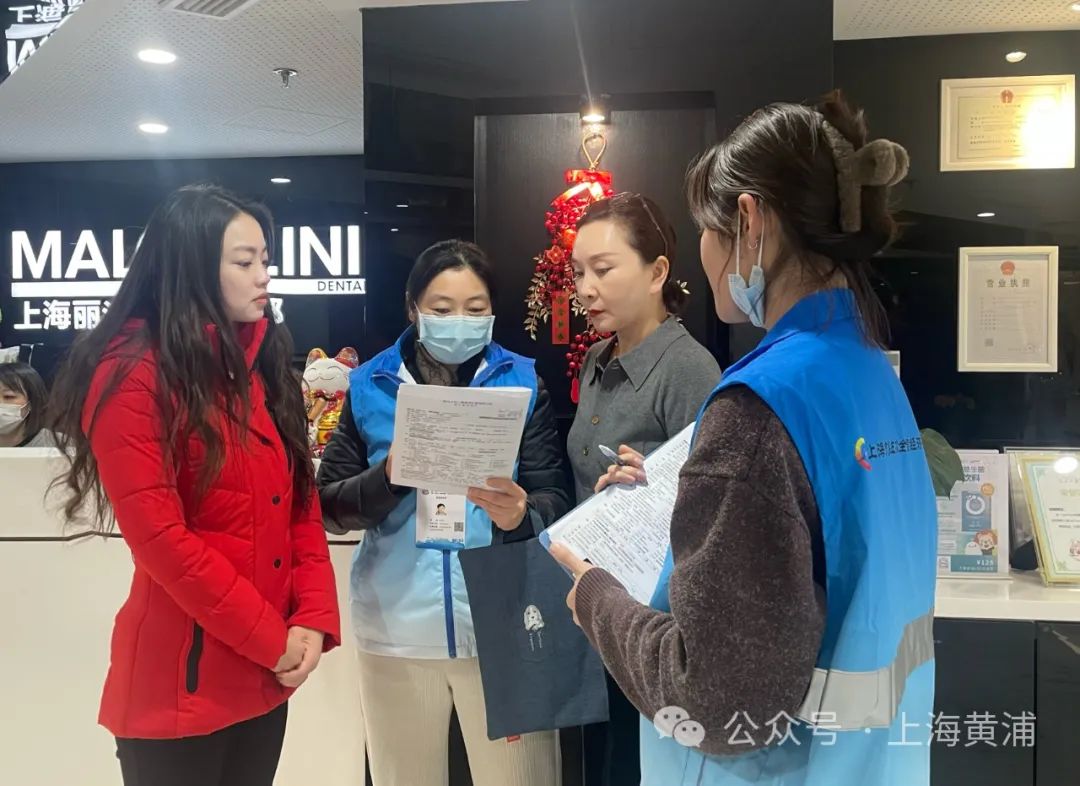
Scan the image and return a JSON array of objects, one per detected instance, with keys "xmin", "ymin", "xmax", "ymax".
[
  {"xmin": 642, "ymin": 290, "xmax": 937, "ymax": 786},
  {"xmin": 347, "ymin": 329, "xmax": 538, "ymax": 659}
]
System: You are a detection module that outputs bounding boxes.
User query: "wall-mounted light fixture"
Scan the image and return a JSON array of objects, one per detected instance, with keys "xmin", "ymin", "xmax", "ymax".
[{"xmin": 580, "ymin": 95, "xmax": 611, "ymax": 125}]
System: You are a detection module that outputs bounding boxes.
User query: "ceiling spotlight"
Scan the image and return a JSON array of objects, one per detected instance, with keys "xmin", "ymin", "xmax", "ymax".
[
  {"xmin": 396, "ymin": 203, "xmax": 409, "ymax": 208},
  {"xmin": 270, "ymin": 177, "xmax": 291, "ymax": 184},
  {"xmin": 1005, "ymin": 51, "xmax": 1027, "ymax": 63},
  {"xmin": 579, "ymin": 94, "xmax": 611, "ymax": 125},
  {"xmin": 977, "ymin": 212, "xmax": 996, "ymax": 218},
  {"xmin": 138, "ymin": 48, "xmax": 177, "ymax": 65},
  {"xmin": 1071, "ymin": 2, "xmax": 1080, "ymax": 12},
  {"xmin": 138, "ymin": 122, "xmax": 169, "ymax": 134},
  {"xmin": 390, "ymin": 228, "xmax": 400, "ymax": 233}
]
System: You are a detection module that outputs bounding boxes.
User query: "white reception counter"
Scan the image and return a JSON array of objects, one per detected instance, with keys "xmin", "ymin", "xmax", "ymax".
[{"xmin": 4, "ymin": 448, "xmax": 1080, "ymax": 785}]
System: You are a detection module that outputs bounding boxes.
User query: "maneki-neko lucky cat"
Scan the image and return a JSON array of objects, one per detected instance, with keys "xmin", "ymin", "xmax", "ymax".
[{"xmin": 302, "ymin": 347, "xmax": 359, "ymax": 458}]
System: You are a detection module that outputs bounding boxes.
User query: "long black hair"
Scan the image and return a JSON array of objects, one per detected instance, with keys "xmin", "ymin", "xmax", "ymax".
[{"xmin": 49, "ymin": 184, "xmax": 312, "ymax": 530}]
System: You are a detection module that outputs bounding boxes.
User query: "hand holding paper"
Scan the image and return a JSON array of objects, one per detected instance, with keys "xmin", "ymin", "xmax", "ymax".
[
  {"xmin": 390, "ymin": 384, "xmax": 532, "ymax": 494},
  {"xmin": 548, "ymin": 543, "xmax": 595, "ymax": 627},
  {"xmin": 543, "ymin": 424, "xmax": 694, "ymax": 605},
  {"xmin": 467, "ymin": 477, "xmax": 528, "ymax": 532}
]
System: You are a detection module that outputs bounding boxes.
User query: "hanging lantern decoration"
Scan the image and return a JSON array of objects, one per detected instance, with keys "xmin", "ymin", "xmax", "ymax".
[{"xmin": 524, "ymin": 129, "xmax": 615, "ymax": 402}]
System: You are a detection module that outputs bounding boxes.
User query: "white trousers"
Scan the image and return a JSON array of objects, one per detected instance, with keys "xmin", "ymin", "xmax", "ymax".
[{"xmin": 356, "ymin": 650, "xmax": 560, "ymax": 786}]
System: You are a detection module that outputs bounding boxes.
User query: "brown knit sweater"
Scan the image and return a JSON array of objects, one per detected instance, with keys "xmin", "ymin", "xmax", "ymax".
[{"xmin": 574, "ymin": 385, "xmax": 827, "ymax": 757}]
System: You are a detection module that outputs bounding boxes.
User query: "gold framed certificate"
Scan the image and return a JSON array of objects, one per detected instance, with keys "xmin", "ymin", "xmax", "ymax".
[
  {"xmin": 941, "ymin": 74, "xmax": 1075, "ymax": 171},
  {"xmin": 1013, "ymin": 451, "xmax": 1080, "ymax": 586},
  {"xmin": 957, "ymin": 246, "xmax": 1058, "ymax": 373}
]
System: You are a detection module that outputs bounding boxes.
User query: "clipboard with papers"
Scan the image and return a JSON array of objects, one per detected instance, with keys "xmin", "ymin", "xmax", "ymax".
[{"xmin": 540, "ymin": 423, "xmax": 695, "ymax": 604}]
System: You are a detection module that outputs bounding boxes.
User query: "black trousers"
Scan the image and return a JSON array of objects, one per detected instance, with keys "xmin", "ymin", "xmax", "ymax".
[
  {"xmin": 584, "ymin": 671, "xmax": 641, "ymax": 786},
  {"xmin": 115, "ymin": 703, "xmax": 288, "ymax": 786}
]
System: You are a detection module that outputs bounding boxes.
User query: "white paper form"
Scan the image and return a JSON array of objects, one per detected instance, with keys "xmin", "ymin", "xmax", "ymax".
[
  {"xmin": 390, "ymin": 384, "xmax": 532, "ymax": 494},
  {"xmin": 541, "ymin": 423, "xmax": 694, "ymax": 604}
]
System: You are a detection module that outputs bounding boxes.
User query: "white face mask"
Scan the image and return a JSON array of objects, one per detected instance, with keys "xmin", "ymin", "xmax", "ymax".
[{"xmin": 0, "ymin": 402, "xmax": 29, "ymax": 436}]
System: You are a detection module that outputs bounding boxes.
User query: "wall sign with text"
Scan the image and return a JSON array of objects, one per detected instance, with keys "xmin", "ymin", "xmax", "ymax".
[
  {"xmin": 3, "ymin": 224, "xmax": 365, "ymax": 333},
  {"xmin": 3, "ymin": 1, "xmax": 84, "ymax": 83},
  {"xmin": 957, "ymin": 246, "xmax": 1059, "ymax": 373}
]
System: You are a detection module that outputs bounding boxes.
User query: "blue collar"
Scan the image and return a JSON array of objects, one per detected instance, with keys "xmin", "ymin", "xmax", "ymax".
[{"xmin": 728, "ymin": 289, "xmax": 860, "ymax": 373}]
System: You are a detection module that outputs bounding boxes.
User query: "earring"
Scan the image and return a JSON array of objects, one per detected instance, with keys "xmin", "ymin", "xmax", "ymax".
[{"xmin": 748, "ymin": 236, "xmax": 759, "ymax": 251}]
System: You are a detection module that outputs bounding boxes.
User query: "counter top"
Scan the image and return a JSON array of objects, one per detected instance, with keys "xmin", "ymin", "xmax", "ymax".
[
  {"xmin": 0, "ymin": 448, "xmax": 358, "ymax": 543},
  {"xmin": 5, "ymin": 451, "xmax": 1079, "ymax": 620},
  {"xmin": 936, "ymin": 571, "xmax": 1080, "ymax": 623}
]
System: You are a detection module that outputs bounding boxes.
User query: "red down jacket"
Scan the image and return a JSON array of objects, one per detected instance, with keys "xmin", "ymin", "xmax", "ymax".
[{"xmin": 84, "ymin": 319, "xmax": 340, "ymax": 739}]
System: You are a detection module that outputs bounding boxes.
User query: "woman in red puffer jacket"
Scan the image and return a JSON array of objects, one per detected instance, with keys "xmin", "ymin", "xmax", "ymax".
[{"xmin": 49, "ymin": 184, "xmax": 340, "ymax": 786}]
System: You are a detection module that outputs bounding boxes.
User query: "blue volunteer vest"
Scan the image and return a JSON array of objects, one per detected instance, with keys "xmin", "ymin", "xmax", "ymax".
[
  {"xmin": 642, "ymin": 290, "xmax": 937, "ymax": 786},
  {"xmin": 347, "ymin": 329, "xmax": 538, "ymax": 659}
]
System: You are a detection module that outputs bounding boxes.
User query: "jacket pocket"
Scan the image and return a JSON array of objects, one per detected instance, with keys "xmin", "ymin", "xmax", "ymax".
[{"xmin": 185, "ymin": 623, "xmax": 204, "ymax": 693}]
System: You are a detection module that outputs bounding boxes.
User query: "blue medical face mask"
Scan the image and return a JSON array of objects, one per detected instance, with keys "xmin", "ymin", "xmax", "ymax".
[
  {"xmin": 727, "ymin": 218, "xmax": 767, "ymax": 329},
  {"xmin": 416, "ymin": 313, "xmax": 495, "ymax": 365}
]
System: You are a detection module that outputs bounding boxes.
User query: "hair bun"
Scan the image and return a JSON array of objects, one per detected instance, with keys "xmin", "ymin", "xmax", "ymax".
[
  {"xmin": 854, "ymin": 139, "xmax": 909, "ymax": 188},
  {"xmin": 822, "ymin": 118, "xmax": 909, "ymax": 234}
]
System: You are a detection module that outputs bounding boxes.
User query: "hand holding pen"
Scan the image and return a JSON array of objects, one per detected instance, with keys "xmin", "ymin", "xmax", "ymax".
[{"xmin": 594, "ymin": 444, "xmax": 648, "ymax": 493}]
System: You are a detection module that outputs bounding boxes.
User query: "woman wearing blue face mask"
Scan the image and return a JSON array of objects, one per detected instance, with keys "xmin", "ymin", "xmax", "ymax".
[
  {"xmin": 317, "ymin": 239, "xmax": 571, "ymax": 786},
  {"xmin": 553, "ymin": 92, "xmax": 935, "ymax": 786}
]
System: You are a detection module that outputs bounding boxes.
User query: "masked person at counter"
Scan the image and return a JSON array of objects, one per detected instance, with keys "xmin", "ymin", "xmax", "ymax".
[
  {"xmin": 48, "ymin": 184, "xmax": 341, "ymax": 786},
  {"xmin": 566, "ymin": 193, "xmax": 720, "ymax": 786},
  {"xmin": 317, "ymin": 239, "xmax": 571, "ymax": 786},
  {"xmin": 0, "ymin": 361, "xmax": 57, "ymax": 448},
  {"xmin": 552, "ymin": 91, "xmax": 938, "ymax": 786}
]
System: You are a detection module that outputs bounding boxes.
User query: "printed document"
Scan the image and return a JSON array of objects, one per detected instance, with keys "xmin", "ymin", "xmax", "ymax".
[
  {"xmin": 390, "ymin": 384, "xmax": 532, "ymax": 494},
  {"xmin": 541, "ymin": 424, "xmax": 694, "ymax": 604}
]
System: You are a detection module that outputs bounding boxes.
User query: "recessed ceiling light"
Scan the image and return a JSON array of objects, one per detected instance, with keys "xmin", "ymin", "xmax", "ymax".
[
  {"xmin": 137, "ymin": 48, "xmax": 177, "ymax": 65},
  {"xmin": 270, "ymin": 177, "xmax": 291, "ymax": 184},
  {"xmin": 1071, "ymin": 2, "xmax": 1080, "ymax": 13},
  {"xmin": 1005, "ymin": 51, "xmax": 1027, "ymax": 63},
  {"xmin": 396, "ymin": 203, "xmax": 409, "ymax": 208},
  {"xmin": 977, "ymin": 212, "xmax": 996, "ymax": 218},
  {"xmin": 390, "ymin": 228, "xmax": 400, "ymax": 233},
  {"xmin": 138, "ymin": 122, "xmax": 169, "ymax": 134}
]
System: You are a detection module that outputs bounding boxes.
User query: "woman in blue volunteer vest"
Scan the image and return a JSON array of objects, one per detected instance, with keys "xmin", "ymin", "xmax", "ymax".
[
  {"xmin": 318, "ymin": 240, "xmax": 571, "ymax": 786},
  {"xmin": 551, "ymin": 91, "xmax": 938, "ymax": 786}
]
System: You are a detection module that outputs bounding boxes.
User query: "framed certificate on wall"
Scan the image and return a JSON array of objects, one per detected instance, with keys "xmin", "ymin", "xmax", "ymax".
[
  {"xmin": 957, "ymin": 246, "xmax": 1058, "ymax": 373},
  {"xmin": 1012, "ymin": 451, "xmax": 1080, "ymax": 585},
  {"xmin": 941, "ymin": 74, "xmax": 1075, "ymax": 171}
]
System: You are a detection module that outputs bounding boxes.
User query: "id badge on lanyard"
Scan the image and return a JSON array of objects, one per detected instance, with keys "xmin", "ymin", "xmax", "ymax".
[{"xmin": 416, "ymin": 489, "xmax": 467, "ymax": 551}]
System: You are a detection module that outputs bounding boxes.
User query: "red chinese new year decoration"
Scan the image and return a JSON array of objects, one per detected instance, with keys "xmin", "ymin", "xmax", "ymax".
[{"xmin": 525, "ymin": 131, "xmax": 615, "ymax": 402}]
